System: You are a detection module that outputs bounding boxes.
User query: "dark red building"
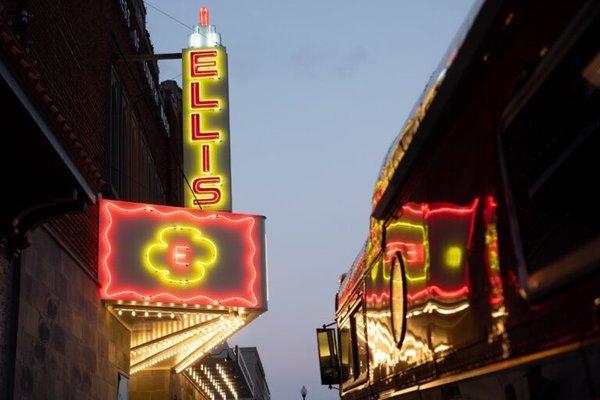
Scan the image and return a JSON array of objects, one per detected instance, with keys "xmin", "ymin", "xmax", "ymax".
[{"xmin": 0, "ymin": 0, "xmax": 185, "ymax": 398}]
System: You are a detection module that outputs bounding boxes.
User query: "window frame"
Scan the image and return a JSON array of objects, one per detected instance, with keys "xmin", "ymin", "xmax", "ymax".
[
  {"xmin": 337, "ymin": 318, "xmax": 354, "ymax": 384},
  {"xmin": 338, "ymin": 301, "xmax": 369, "ymax": 389},
  {"xmin": 497, "ymin": 3, "xmax": 600, "ymax": 299},
  {"xmin": 107, "ymin": 68, "xmax": 167, "ymax": 204},
  {"xmin": 349, "ymin": 309, "xmax": 362, "ymax": 379}
]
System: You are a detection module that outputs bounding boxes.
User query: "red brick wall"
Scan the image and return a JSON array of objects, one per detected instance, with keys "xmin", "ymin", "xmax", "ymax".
[{"xmin": 17, "ymin": 0, "xmax": 182, "ymax": 274}]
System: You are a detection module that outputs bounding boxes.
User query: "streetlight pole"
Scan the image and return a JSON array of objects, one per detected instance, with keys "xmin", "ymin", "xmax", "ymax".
[{"xmin": 301, "ymin": 385, "xmax": 307, "ymax": 399}]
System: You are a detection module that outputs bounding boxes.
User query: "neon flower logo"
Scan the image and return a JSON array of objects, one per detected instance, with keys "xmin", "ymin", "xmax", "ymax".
[
  {"xmin": 144, "ymin": 226, "xmax": 217, "ymax": 285},
  {"xmin": 98, "ymin": 199, "xmax": 267, "ymax": 308}
]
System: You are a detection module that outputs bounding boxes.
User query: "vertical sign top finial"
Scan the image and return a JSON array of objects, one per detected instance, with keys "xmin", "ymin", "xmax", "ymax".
[{"xmin": 200, "ymin": 7, "xmax": 209, "ymax": 27}]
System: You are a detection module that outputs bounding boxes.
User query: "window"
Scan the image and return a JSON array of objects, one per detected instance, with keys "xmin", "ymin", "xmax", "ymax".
[
  {"xmin": 108, "ymin": 70, "xmax": 166, "ymax": 204},
  {"xmin": 339, "ymin": 306, "xmax": 369, "ymax": 385},
  {"xmin": 117, "ymin": 372, "xmax": 128, "ymax": 400},
  {"xmin": 339, "ymin": 323, "xmax": 353, "ymax": 383},
  {"xmin": 500, "ymin": 15, "xmax": 600, "ymax": 291},
  {"xmin": 351, "ymin": 308, "xmax": 368, "ymax": 378}
]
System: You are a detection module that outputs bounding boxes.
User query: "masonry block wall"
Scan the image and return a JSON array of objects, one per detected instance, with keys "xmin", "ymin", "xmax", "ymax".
[
  {"xmin": 129, "ymin": 370, "xmax": 171, "ymax": 400},
  {"xmin": 129, "ymin": 370, "xmax": 206, "ymax": 400},
  {"xmin": 170, "ymin": 372, "xmax": 206, "ymax": 400},
  {"xmin": 13, "ymin": 229, "xmax": 129, "ymax": 400}
]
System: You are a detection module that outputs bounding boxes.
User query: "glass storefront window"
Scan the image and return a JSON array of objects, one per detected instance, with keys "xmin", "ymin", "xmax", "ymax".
[
  {"xmin": 339, "ymin": 324, "xmax": 353, "ymax": 382},
  {"xmin": 351, "ymin": 308, "xmax": 368, "ymax": 378}
]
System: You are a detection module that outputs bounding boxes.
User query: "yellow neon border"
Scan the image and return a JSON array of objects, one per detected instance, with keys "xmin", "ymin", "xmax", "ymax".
[{"xmin": 386, "ymin": 221, "xmax": 430, "ymax": 283}]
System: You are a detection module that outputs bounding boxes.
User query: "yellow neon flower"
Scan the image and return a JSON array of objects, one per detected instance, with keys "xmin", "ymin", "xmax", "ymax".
[{"xmin": 144, "ymin": 226, "xmax": 217, "ymax": 285}]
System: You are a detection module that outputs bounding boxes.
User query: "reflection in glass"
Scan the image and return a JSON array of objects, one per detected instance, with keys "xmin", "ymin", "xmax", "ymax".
[
  {"xmin": 484, "ymin": 195, "xmax": 509, "ymax": 356},
  {"xmin": 391, "ymin": 255, "xmax": 405, "ymax": 346},
  {"xmin": 339, "ymin": 325, "xmax": 353, "ymax": 382},
  {"xmin": 365, "ymin": 199, "xmax": 480, "ymax": 381},
  {"xmin": 352, "ymin": 309, "xmax": 368, "ymax": 377}
]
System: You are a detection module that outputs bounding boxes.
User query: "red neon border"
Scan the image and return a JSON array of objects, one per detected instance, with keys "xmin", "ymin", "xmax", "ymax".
[
  {"xmin": 365, "ymin": 284, "xmax": 470, "ymax": 304},
  {"xmin": 99, "ymin": 200, "xmax": 263, "ymax": 307},
  {"xmin": 401, "ymin": 197, "xmax": 480, "ymax": 249}
]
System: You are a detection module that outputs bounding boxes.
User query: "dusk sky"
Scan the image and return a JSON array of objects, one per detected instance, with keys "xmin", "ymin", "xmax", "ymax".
[{"xmin": 146, "ymin": 1, "xmax": 475, "ymax": 398}]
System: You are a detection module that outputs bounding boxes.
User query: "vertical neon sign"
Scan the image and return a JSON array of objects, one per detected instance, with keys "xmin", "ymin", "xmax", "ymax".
[{"xmin": 183, "ymin": 9, "xmax": 232, "ymax": 211}]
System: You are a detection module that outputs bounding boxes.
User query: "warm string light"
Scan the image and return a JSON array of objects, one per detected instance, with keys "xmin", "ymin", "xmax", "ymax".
[
  {"xmin": 202, "ymin": 365, "xmax": 226, "ymax": 399},
  {"xmin": 130, "ymin": 316, "xmax": 220, "ymax": 362},
  {"xmin": 216, "ymin": 363, "xmax": 238, "ymax": 399},
  {"xmin": 131, "ymin": 328, "xmax": 219, "ymax": 374},
  {"xmin": 129, "ymin": 316, "xmax": 246, "ymax": 375},
  {"xmin": 131, "ymin": 319, "xmax": 228, "ymax": 373},
  {"xmin": 113, "ymin": 304, "xmax": 212, "ymax": 323},
  {"xmin": 186, "ymin": 367, "xmax": 216, "ymax": 400},
  {"xmin": 124, "ymin": 307, "xmax": 249, "ymax": 368},
  {"xmin": 174, "ymin": 317, "xmax": 245, "ymax": 373}
]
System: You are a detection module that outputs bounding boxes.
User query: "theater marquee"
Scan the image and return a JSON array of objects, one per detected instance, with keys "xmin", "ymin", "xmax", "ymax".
[
  {"xmin": 98, "ymin": 199, "xmax": 267, "ymax": 374},
  {"xmin": 98, "ymin": 9, "xmax": 266, "ymax": 376},
  {"xmin": 99, "ymin": 199, "xmax": 266, "ymax": 309}
]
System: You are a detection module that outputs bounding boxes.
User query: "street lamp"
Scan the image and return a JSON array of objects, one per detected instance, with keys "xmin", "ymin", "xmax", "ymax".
[{"xmin": 301, "ymin": 385, "xmax": 307, "ymax": 399}]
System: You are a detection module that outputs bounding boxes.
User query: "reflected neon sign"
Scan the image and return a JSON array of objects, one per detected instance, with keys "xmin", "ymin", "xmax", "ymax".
[{"xmin": 385, "ymin": 198, "xmax": 479, "ymax": 302}]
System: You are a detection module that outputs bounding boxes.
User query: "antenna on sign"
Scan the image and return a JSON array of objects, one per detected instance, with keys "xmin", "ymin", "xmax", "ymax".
[{"xmin": 200, "ymin": 7, "xmax": 209, "ymax": 27}]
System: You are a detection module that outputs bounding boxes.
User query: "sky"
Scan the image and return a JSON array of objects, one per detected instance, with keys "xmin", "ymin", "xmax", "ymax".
[{"xmin": 146, "ymin": 1, "xmax": 475, "ymax": 398}]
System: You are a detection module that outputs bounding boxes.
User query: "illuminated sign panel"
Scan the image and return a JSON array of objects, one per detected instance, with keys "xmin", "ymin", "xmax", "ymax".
[
  {"xmin": 183, "ymin": 46, "xmax": 232, "ymax": 210},
  {"xmin": 99, "ymin": 199, "xmax": 266, "ymax": 309}
]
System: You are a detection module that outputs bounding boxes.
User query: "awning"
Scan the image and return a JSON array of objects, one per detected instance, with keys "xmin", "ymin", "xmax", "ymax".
[{"xmin": 98, "ymin": 199, "xmax": 268, "ymax": 375}]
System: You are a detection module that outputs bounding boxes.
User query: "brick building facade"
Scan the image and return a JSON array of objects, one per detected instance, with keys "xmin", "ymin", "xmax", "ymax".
[{"xmin": 0, "ymin": 0, "xmax": 185, "ymax": 398}]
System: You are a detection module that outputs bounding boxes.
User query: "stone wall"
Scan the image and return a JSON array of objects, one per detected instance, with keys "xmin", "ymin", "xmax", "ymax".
[
  {"xmin": 129, "ymin": 370, "xmax": 170, "ymax": 400},
  {"xmin": 12, "ymin": 228, "xmax": 130, "ymax": 399},
  {"xmin": 129, "ymin": 370, "xmax": 206, "ymax": 400},
  {"xmin": 170, "ymin": 372, "xmax": 206, "ymax": 400}
]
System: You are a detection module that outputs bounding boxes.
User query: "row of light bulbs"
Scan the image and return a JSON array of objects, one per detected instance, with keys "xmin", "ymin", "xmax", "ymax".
[
  {"xmin": 131, "ymin": 322, "xmax": 226, "ymax": 374},
  {"xmin": 202, "ymin": 364, "xmax": 226, "ymax": 399},
  {"xmin": 187, "ymin": 367, "xmax": 216, "ymax": 400},
  {"xmin": 175, "ymin": 318, "xmax": 245, "ymax": 373},
  {"xmin": 131, "ymin": 316, "xmax": 222, "ymax": 363},
  {"xmin": 129, "ymin": 317, "xmax": 244, "ymax": 375},
  {"xmin": 117, "ymin": 309, "xmax": 177, "ymax": 318},
  {"xmin": 131, "ymin": 312, "xmax": 215, "ymax": 349},
  {"xmin": 216, "ymin": 363, "xmax": 239, "ymax": 399},
  {"xmin": 115, "ymin": 299, "xmax": 246, "ymax": 313}
]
